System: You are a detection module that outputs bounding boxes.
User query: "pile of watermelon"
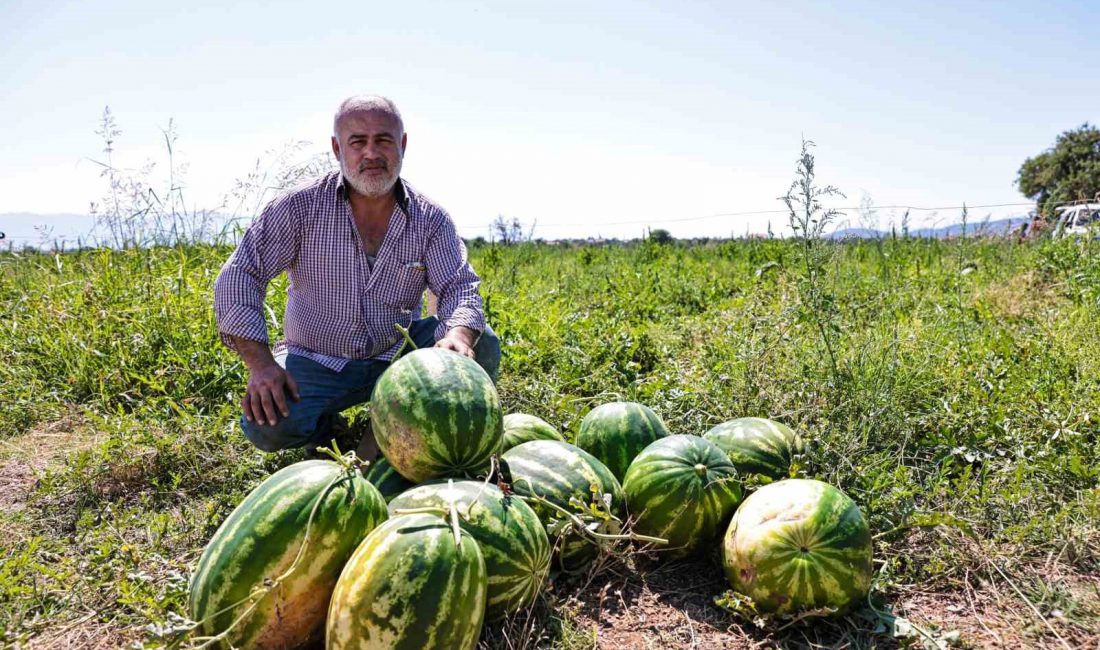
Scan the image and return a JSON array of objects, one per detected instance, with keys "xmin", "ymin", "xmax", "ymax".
[{"xmin": 187, "ymin": 348, "xmax": 873, "ymax": 648}]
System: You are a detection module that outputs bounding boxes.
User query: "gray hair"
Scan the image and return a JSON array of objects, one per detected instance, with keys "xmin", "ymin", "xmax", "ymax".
[{"xmin": 333, "ymin": 95, "xmax": 404, "ymax": 137}]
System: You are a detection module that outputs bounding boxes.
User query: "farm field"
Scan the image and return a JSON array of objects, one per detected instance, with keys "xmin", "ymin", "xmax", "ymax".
[{"xmin": 1, "ymin": 235, "xmax": 1098, "ymax": 648}]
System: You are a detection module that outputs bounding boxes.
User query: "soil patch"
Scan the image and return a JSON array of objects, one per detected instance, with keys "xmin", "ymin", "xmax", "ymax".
[
  {"xmin": 0, "ymin": 408, "xmax": 94, "ymax": 516},
  {"xmin": 562, "ymin": 555, "xmax": 1099, "ymax": 649}
]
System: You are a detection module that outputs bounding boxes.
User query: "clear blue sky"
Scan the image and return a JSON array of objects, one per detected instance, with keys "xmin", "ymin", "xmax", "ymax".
[{"xmin": 1, "ymin": 0, "xmax": 1097, "ymax": 240}]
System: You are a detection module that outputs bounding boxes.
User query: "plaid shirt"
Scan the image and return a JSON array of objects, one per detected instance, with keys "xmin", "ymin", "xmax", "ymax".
[{"xmin": 213, "ymin": 171, "xmax": 485, "ymax": 371}]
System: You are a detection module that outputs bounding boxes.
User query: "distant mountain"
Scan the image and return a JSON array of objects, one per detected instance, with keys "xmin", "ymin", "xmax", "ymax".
[
  {"xmin": 828, "ymin": 216, "xmax": 1031, "ymax": 240},
  {"xmin": 0, "ymin": 211, "xmax": 245, "ymax": 249},
  {"xmin": 0, "ymin": 212, "xmax": 98, "ymax": 248}
]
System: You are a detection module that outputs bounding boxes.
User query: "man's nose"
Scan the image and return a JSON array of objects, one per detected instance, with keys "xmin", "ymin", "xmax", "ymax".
[{"xmin": 363, "ymin": 141, "xmax": 385, "ymax": 159}]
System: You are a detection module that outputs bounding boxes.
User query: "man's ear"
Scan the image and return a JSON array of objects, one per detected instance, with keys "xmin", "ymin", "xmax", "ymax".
[
  {"xmin": 401, "ymin": 132, "xmax": 408, "ymax": 155},
  {"xmin": 331, "ymin": 135, "xmax": 340, "ymax": 159}
]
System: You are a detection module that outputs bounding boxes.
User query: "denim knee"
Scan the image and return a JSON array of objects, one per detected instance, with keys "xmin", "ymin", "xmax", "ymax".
[
  {"xmin": 475, "ymin": 324, "xmax": 502, "ymax": 383},
  {"xmin": 241, "ymin": 414, "xmax": 309, "ymax": 452}
]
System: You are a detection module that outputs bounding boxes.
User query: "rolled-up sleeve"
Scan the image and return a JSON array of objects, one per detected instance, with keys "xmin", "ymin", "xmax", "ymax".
[
  {"xmin": 424, "ymin": 212, "xmax": 485, "ymax": 341},
  {"xmin": 213, "ymin": 194, "xmax": 300, "ymax": 350}
]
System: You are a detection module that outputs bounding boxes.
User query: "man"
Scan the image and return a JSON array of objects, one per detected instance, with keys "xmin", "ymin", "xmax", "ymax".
[{"xmin": 214, "ymin": 95, "xmax": 499, "ymax": 459}]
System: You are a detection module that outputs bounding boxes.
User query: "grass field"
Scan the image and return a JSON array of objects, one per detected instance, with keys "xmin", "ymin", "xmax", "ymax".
[{"xmin": 1, "ymin": 233, "xmax": 1098, "ymax": 648}]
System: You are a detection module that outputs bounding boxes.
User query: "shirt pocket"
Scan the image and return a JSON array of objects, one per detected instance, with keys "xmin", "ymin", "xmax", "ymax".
[{"xmin": 385, "ymin": 260, "xmax": 427, "ymax": 311}]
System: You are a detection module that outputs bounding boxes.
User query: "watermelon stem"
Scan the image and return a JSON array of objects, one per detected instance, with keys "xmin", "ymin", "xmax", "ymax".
[
  {"xmin": 511, "ymin": 478, "xmax": 668, "ymax": 546},
  {"xmin": 392, "ymin": 323, "xmax": 418, "ymax": 357},
  {"xmin": 313, "ymin": 439, "xmax": 358, "ymax": 471}
]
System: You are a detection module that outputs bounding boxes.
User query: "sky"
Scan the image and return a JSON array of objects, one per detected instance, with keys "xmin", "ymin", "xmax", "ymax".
[{"xmin": 1, "ymin": 0, "xmax": 1097, "ymax": 243}]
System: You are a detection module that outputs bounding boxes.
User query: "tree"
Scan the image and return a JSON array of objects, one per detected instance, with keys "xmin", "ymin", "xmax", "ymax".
[
  {"xmin": 647, "ymin": 228, "xmax": 673, "ymax": 244},
  {"xmin": 1017, "ymin": 123, "xmax": 1100, "ymax": 215},
  {"xmin": 490, "ymin": 215, "xmax": 535, "ymax": 244}
]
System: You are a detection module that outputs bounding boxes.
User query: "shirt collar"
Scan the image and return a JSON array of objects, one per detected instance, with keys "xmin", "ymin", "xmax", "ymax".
[{"xmin": 336, "ymin": 172, "xmax": 411, "ymax": 213}]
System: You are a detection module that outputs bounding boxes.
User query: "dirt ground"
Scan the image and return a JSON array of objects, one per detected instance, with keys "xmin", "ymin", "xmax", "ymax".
[{"xmin": 560, "ymin": 555, "xmax": 1098, "ymax": 649}]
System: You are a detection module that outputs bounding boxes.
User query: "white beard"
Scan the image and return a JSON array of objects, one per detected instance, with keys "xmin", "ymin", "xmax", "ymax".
[{"xmin": 341, "ymin": 155, "xmax": 402, "ymax": 198}]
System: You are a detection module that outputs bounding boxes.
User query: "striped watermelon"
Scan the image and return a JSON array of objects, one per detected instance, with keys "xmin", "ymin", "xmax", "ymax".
[
  {"xmin": 327, "ymin": 512, "xmax": 487, "ymax": 650},
  {"xmin": 501, "ymin": 440, "xmax": 624, "ymax": 570},
  {"xmin": 388, "ymin": 480, "xmax": 551, "ymax": 620},
  {"xmin": 501, "ymin": 413, "xmax": 565, "ymax": 452},
  {"xmin": 622, "ymin": 435, "xmax": 742, "ymax": 557},
  {"xmin": 371, "ymin": 348, "xmax": 503, "ymax": 483},
  {"xmin": 704, "ymin": 417, "xmax": 804, "ymax": 480},
  {"xmin": 364, "ymin": 456, "xmax": 416, "ymax": 503},
  {"xmin": 188, "ymin": 460, "xmax": 387, "ymax": 649},
  {"xmin": 722, "ymin": 479, "xmax": 872, "ymax": 614},
  {"xmin": 576, "ymin": 402, "xmax": 670, "ymax": 481}
]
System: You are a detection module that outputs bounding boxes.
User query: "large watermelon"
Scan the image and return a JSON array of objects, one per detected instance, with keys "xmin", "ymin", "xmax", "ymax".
[
  {"xmin": 722, "ymin": 479, "xmax": 872, "ymax": 614},
  {"xmin": 189, "ymin": 460, "xmax": 387, "ymax": 649},
  {"xmin": 371, "ymin": 348, "xmax": 503, "ymax": 483},
  {"xmin": 622, "ymin": 435, "xmax": 742, "ymax": 557},
  {"xmin": 364, "ymin": 456, "xmax": 416, "ymax": 503},
  {"xmin": 501, "ymin": 413, "xmax": 565, "ymax": 452},
  {"xmin": 501, "ymin": 440, "xmax": 624, "ymax": 570},
  {"xmin": 575, "ymin": 402, "xmax": 670, "ymax": 481},
  {"xmin": 388, "ymin": 479, "xmax": 551, "ymax": 620},
  {"xmin": 327, "ymin": 512, "xmax": 487, "ymax": 650},
  {"xmin": 704, "ymin": 417, "xmax": 804, "ymax": 480}
]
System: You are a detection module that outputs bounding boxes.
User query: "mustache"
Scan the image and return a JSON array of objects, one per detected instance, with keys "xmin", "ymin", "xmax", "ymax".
[{"xmin": 358, "ymin": 159, "xmax": 389, "ymax": 173}]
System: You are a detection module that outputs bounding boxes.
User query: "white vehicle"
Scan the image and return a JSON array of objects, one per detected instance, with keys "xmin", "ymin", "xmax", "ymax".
[{"xmin": 1052, "ymin": 201, "xmax": 1100, "ymax": 238}]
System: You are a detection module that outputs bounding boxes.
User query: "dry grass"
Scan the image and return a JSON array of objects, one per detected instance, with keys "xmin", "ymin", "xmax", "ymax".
[
  {"xmin": 22, "ymin": 612, "xmax": 134, "ymax": 650},
  {"xmin": 0, "ymin": 407, "xmax": 93, "ymax": 517}
]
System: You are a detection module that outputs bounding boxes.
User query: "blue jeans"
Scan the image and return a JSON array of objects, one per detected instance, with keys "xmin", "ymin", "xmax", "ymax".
[{"xmin": 241, "ymin": 317, "xmax": 501, "ymax": 452}]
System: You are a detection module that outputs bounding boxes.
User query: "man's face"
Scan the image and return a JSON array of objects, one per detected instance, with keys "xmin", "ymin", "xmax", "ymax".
[{"xmin": 332, "ymin": 109, "xmax": 407, "ymax": 198}]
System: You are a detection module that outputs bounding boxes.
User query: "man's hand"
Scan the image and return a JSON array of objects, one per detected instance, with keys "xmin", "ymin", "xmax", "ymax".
[
  {"xmin": 231, "ymin": 336, "xmax": 300, "ymax": 427},
  {"xmin": 435, "ymin": 326, "xmax": 478, "ymax": 359},
  {"xmin": 244, "ymin": 362, "xmax": 300, "ymax": 426}
]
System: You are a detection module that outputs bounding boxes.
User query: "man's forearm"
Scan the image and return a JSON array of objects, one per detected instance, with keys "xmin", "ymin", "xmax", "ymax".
[{"xmin": 229, "ymin": 335, "xmax": 276, "ymax": 371}]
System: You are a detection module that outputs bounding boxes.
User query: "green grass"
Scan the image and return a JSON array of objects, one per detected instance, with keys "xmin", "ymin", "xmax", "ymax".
[{"xmin": 1, "ymin": 234, "xmax": 1098, "ymax": 647}]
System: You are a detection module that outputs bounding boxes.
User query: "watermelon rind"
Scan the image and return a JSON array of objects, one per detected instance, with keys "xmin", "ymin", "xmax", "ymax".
[
  {"xmin": 622, "ymin": 435, "xmax": 742, "ymax": 557},
  {"xmin": 388, "ymin": 479, "xmax": 551, "ymax": 620},
  {"xmin": 501, "ymin": 413, "xmax": 565, "ymax": 452},
  {"xmin": 501, "ymin": 440, "xmax": 624, "ymax": 570},
  {"xmin": 703, "ymin": 417, "xmax": 804, "ymax": 480},
  {"xmin": 327, "ymin": 512, "xmax": 488, "ymax": 650},
  {"xmin": 575, "ymin": 401, "xmax": 670, "ymax": 481},
  {"xmin": 371, "ymin": 348, "xmax": 503, "ymax": 483},
  {"xmin": 364, "ymin": 456, "xmax": 416, "ymax": 503},
  {"xmin": 188, "ymin": 460, "xmax": 388, "ymax": 649},
  {"xmin": 721, "ymin": 478, "xmax": 872, "ymax": 614}
]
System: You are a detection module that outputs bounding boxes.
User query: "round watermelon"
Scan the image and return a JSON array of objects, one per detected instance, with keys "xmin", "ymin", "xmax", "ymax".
[
  {"xmin": 327, "ymin": 512, "xmax": 487, "ymax": 650},
  {"xmin": 501, "ymin": 413, "xmax": 564, "ymax": 452},
  {"xmin": 189, "ymin": 460, "xmax": 387, "ymax": 648},
  {"xmin": 575, "ymin": 401, "xmax": 670, "ymax": 481},
  {"xmin": 622, "ymin": 435, "xmax": 742, "ymax": 557},
  {"xmin": 388, "ymin": 479, "xmax": 551, "ymax": 620},
  {"xmin": 501, "ymin": 440, "xmax": 624, "ymax": 570},
  {"xmin": 704, "ymin": 417, "xmax": 804, "ymax": 480},
  {"xmin": 371, "ymin": 348, "xmax": 503, "ymax": 483},
  {"xmin": 364, "ymin": 456, "xmax": 416, "ymax": 503},
  {"xmin": 722, "ymin": 479, "xmax": 872, "ymax": 614}
]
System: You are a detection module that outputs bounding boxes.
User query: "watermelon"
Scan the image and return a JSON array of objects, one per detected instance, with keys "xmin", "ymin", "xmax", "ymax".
[
  {"xmin": 388, "ymin": 479, "xmax": 551, "ymax": 620},
  {"xmin": 188, "ymin": 460, "xmax": 387, "ymax": 648},
  {"xmin": 327, "ymin": 512, "xmax": 487, "ymax": 650},
  {"xmin": 365, "ymin": 456, "xmax": 416, "ymax": 503},
  {"xmin": 622, "ymin": 435, "xmax": 742, "ymax": 557},
  {"xmin": 721, "ymin": 479, "xmax": 872, "ymax": 614},
  {"xmin": 371, "ymin": 348, "xmax": 503, "ymax": 483},
  {"xmin": 501, "ymin": 440, "xmax": 624, "ymax": 570},
  {"xmin": 575, "ymin": 402, "xmax": 670, "ymax": 481},
  {"xmin": 704, "ymin": 417, "xmax": 804, "ymax": 480},
  {"xmin": 501, "ymin": 413, "xmax": 565, "ymax": 452}
]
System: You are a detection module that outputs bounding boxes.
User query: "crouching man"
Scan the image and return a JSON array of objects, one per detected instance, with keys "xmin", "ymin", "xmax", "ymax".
[{"xmin": 213, "ymin": 95, "xmax": 499, "ymax": 459}]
